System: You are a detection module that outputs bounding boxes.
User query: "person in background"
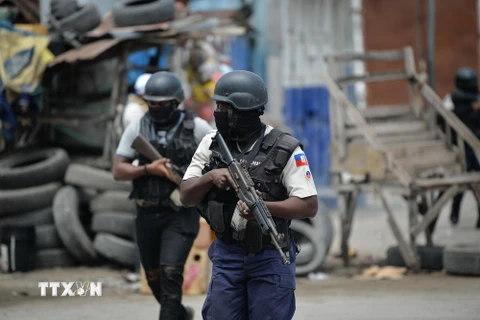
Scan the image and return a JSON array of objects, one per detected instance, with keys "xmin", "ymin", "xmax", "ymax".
[
  {"xmin": 450, "ymin": 67, "xmax": 480, "ymax": 228},
  {"xmin": 122, "ymin": 73, "xmax": 151, "ymax": 129},
  {"xmin": 113, "ymin": 71, "xmax": 212, "ymax": 320}
]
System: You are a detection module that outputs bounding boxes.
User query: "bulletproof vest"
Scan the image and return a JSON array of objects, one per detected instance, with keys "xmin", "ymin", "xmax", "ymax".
[
  {"xmin": 130, "ymin": 111, "xmax": 198, "ymax": 206},
  {"xmin": 198, "ymin": 128, "xmax": 301, "ymax": 253}
]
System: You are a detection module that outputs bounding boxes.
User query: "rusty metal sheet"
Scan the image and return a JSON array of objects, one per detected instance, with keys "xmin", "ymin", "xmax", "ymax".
[
  {"xmin": 85, "ymin": 13, "xmax": 171, "ymax": 38},
  {"xmin": 48, "ymin": 39, "xmax": 122, "ymax": 67}
]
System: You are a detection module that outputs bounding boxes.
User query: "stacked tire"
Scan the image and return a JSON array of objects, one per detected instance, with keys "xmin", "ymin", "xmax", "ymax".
[
  {"xmin": 64, "ymin": 164, "xmax": 137, "ymax": 269},
  {"xmin": 0, "ymin": 148, "xmax": 76, "ymax": 269},
  {"xmin": 291, "ymin": 200, "xmax": 334, "ymax": 276}
]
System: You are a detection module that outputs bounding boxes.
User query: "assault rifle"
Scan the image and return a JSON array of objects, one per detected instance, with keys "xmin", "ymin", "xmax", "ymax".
[
  {"xmin": 131, "ymin": 135, "xmax": 183, "ymax": 186},
  {"xmin": 131, "ymin": 135, "xmax": 183, "ymax": 208},
  {"xmin": 215, "ymin": 133, "xmax": 290, "ymax": 265}
]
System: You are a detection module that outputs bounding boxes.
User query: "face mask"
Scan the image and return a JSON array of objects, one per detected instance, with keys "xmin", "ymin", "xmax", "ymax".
[
  {"xmin": 214, "ymin": 110, "xmax": 263, "ymax": 141},
  {"xmin": 214, "ymin": 111, "xmax": 229, "ymax": 137},
  {"xmin": 148, "ymin": 103, "xmax": 178, "ymax": 126}
]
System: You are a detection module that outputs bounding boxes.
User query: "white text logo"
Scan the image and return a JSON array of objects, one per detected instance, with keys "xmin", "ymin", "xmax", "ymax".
[{"xmin": 38, "ymin": 282, "xmax": 102, "ymax": 297}]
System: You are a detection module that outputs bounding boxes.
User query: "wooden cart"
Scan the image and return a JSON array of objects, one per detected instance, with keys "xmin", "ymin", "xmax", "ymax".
[{"xmin": 323, "ymin": 47, "xmax": 480, "ymax": 270}]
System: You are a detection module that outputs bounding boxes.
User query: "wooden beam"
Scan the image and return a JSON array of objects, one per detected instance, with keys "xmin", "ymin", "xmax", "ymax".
[
  {"xmin": 414, "ymin": 172, "xmax": 480, "ymax": 189},
  {"xmin": 360, "ymin": 104, "xmax": 412, "ymax": 119},
  {"xmin": 411, "ymin": 184, "xmax": 459, "ymax": 237},
  {"xmin": 346, "ymin": 120, "xmax": 426, "ymax": 138},
  {"xmin": 325, "ymin": 49, "xmax": 404, "ymax": 62},
  {"xmin": 417, "ymin": 77, "xmax": 480, "ymax": 161},
  {"xmin": 322, "ymin": 74, "xmax": 413, "ymax": 186},
  {"xmin": 378, "ymin": 188, "xmax": 418, "ymax": 268},
  {"xmin": 337, "ymin": 71, "xmax": 408, "ymax": 85},
  {"xmin": 350, "ymin": 131, "xmax": 438, "ymax": 145}
]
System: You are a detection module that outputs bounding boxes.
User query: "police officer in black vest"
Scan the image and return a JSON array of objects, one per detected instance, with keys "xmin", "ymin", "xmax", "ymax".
[
  {"xmin": 180, "ymin": 70, "xmax": 318, "ymax": 319},
  {"xmin": 450, "ymin": 67, "xmax": 480, "ymax": 228},
  {"xmin": 113, "ymin": 71, "xmax": 212, "ymax": 320}
]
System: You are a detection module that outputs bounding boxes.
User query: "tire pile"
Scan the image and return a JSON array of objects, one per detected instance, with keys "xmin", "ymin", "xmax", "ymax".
[
  {"xmin": 292, "ymin": 201, "xmax": 334, "ymax": 276},
  {"xmin": 387, "ymin": 243, "xmax": 480, "ymax": 276},
  {"xmin": 0, "ymin": 148, "xmax": 137, "ymax": 270}
]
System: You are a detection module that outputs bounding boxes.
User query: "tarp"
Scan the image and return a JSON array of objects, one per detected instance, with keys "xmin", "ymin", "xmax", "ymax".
[{"xmin": 0, "ymin": 27, "xmax": 54, "ymax": 93}]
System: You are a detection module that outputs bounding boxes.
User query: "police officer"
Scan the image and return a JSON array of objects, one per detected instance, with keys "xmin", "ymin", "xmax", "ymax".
[
  {"xmin": 450, "ymin": 67, "xmax": 480, "ymax": 228},
  {"xmin": 113, "ymin": 71, "xmax": 212, "ymax": 320},
  {"xmin": 180, "ymin": 70, "xmax": 318, "ymax": 319}
]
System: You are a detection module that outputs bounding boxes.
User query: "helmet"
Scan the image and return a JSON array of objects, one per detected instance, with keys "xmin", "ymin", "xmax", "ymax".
[
  {"xmin": 211, "ymin": 70, "xmax": 268, "ymax": 111},
  {"xmin": 143, "ymin": 71, "xmax": 185, "ymax": 103},
  {"xmin": 134, "ymin": 73, "xmax": 152, "ymax": 96},
  {"xmin": 455, "ymin": 67, "xmax": 478, "ymax": 91}
]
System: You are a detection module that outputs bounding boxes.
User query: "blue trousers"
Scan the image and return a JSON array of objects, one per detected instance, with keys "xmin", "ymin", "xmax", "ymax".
[{"xmin": 202, "ymin": 239, "xmax": 296, "ymax": 320}]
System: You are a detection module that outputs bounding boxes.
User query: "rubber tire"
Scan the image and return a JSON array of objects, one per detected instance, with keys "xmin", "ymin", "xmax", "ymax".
[
  {"xmin": 0, "ymin": 207, "xmax": 53, "ymax": 227},
  {"xmin": 50, "ymin": 0, "xmax": 79, "ymax": 20},
  {"xmin": 0, "ymin": 183, "xmax": 61, "ymax": 216},
  {"xmin": 112, "ymin": 0, "xmax": 175, "ymax": 27},
  {"xmin": 0, "ymin": 148, "xmax": 69, "ymax": 190},
  {"xmin": 94, "ymin": 233, "xmax": 136, "ymax": 268},
  {"xmin": 65, "ymin": 164, "xmax": 131, "ymax": 192},
  {"xmin": 53, "ymin": 186, "xmax": 99, "ymax": 264},
  {"xmin": 444, "ymin": 243, "xmax": 480, "ymax": 276},
  {"xmin": 36, "ymin": 249, "xmax": 77, "ymax": 269},
  {"xmin": 387, "ymin": 245, "xmax": 444, "ymax": 270},
  {"xmin": 91, "ymin": 212, "xmax": 135, "ymax": 239},
  {"xmin": 36, "ymin": 224, "xmax": 63, "ymax": 250},
  {"xmin": 57, "ymin": 4, "xmax": 101, "ymax": 34},
  {"xmin": 291, "ymin": 220, "xmax": 329, "ymax": 276},
  {"xmin": 90, "ymin": 191, "xmax": 134, "ymax": 213}
]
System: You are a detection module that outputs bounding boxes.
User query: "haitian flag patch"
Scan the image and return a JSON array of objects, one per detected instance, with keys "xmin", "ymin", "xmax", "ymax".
[
  {"xmin": 305, "ymin": 170, "xmax": 312, "ymax": 180},
  {"xmin": 294, "ymin": 153, "xmax": 309, "ymax": 167}
]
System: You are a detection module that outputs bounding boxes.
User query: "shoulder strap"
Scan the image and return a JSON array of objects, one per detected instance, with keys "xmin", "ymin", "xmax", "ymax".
[
  {"xmin": 182, "ymin": 111, "xmax": 195, "ymax": 130},
  {"xmin": 261, "ymin": 128, "xmax": 284, "ymax": 150},
  {"xmin": 271, "ymin": 132, "xmax": 302, "ymax": 168}
]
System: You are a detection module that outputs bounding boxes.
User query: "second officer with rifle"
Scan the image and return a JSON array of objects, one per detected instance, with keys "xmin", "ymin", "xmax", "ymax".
[
  {"xmin": 180, "ymin": 70, "xmax": 318, "ymax": 319},
  {"xmin": 112, "ymin": 71, "xmax": 212, "ymax": 320}
]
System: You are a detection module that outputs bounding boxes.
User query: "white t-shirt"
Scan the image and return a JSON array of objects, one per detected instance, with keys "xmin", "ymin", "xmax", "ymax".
[
  {"xmin": 116, "ymin": 115, "xmax": 213, "ymax": 159},
  {"xmin": 183, "ymin": 126, "xmax": 317, "ymax": 199}
]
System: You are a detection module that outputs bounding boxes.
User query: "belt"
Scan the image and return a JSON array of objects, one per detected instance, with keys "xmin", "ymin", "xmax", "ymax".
[{"xmin": 136, "ymin": 199, "xmax": 156, "ymax": 207}]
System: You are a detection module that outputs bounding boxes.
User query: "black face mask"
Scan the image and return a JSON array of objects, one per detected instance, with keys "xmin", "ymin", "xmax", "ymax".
[
  {"xmin": 149, "ymin": 103, "xmax": 179, "ymax": 127},
  {"xmin": 214, "ymin": 110, "xmax": 263, "ymax": 141}
]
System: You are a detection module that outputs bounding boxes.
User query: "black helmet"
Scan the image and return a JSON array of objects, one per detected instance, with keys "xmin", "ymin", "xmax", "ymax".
[
  {"xmin": 143, "ymin": 71, "xmax": 185, "ymax": 103},
  {"xmin": 455, "ymin": 67, "xmax": 478, "ymax": 91},
  {"xmin": 211, "ymin": 70, "xmax": 268, "ymax": 111}
]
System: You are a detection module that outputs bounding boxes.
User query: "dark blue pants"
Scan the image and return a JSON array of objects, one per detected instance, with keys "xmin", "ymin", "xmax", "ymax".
[
  {"xmin": 451, "ymin": 145, "xmax": 480, "ymax": 219},
  {"xmin": 202, "ymin": 239, "xmax": 296, "ymax": 320}
]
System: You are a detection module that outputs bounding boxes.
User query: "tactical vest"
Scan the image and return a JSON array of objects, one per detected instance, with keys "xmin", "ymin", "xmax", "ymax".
[
  {"xmin": 130, "ymin": 111, "xmax": 198, "ymax": 206},
  {"xmin": 198, "ymin": 128, "xmax": 301, "ymax": 253}
]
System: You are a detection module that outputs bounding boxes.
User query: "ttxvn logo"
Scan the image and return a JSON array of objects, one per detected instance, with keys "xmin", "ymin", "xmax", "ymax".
[{"xmin": 38, "ymin": 282, "xmax": 102, "ymax": 297}]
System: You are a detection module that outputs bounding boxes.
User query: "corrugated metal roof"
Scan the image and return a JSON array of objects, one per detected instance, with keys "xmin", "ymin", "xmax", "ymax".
[
  {"xmin": 48, "ymin": 9, "xmax": 245, "ymax": 67},
  {"xmin": 48, "ymin": 39, "xmax": 121, "ymax": 67}
]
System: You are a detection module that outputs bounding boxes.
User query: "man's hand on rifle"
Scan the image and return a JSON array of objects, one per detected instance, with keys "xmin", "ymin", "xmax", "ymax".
[
  {"xmin": 208, "ymin": 168, "xmax": 238, "ymax": 191},
  {"xmin": 237, "ymin": 190, "xmax": 264, "ymax": 220},
  {"xmin": 147, "ymin": 158, "xmax": 174, "ymax": 181}
]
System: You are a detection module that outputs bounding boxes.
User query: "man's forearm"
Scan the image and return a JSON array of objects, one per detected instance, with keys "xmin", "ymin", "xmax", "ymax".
[
  {"xmin": 180, "ymin": 173, "xmax": 214, "ymax": 207},
  {"xmin": 113, "ymin": 162, "xmax": 147, "ymax": 181},
  {"xmin": 265, "ymin": 196, "xmax": 318, "ymax": 219}
]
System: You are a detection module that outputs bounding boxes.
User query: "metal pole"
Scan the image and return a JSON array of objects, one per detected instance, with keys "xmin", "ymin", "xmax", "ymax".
[{"xmin": 427, "ymin": 0, "xmax": 436, "ymax": 89}]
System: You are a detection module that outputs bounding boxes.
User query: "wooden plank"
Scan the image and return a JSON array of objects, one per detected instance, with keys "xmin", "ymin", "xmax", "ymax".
[
  {"xmin": 378, "ymin": 189, "xmax": 418, "ymax": 269},
  {"xmin": 351, "ymin": 131, "xmax": 438, "ymax": 145},
  {"xmin": 398, "ymin": 150, "xmax": 458, "ymax": 174},
  {"xmin": 407, "ymin": 197, "xmax": 421, "ymax": 271},
  {"xmin": 360, "ymin": 104, "xmax": 412, "ymax": 119},
  {"xmin": 322, "ymin": 74, "xmax": 413, "ymax": 186},
  {"xmin": 458, "ymin": 138, "xmax": 467, "ymax": 171},
  {"xmin": 337, "ymin": 71, "xmax": 408, "ymax": 85},
  {"xmin": 415, "ymin": 172, "xmax": 480, "ymax": 189},
  {"xmin": 326, "ymin": 49, "xmax": 404, "ymax": 62},
  {"xmin": 346, "ymin": 120, "xmax": 426, "ymax": 138},
  {"xmin": 387, "ymin": 140, "xmax": 445, "ymax": 158},
  {"xmin": 410, "ymin": 184, "xmax": 459, "ymax": 237},
  {"xmin": 403, "ymin": 47, "xmax": 422, "ymax": 118},
  {"xmin": 418, "ymin": 78, "xmax": 480, "ymax": 161}
]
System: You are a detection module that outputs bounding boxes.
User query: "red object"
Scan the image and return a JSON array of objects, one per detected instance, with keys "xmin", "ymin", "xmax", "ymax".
[
  {"xmin": 197, "ymin": 104, "xmax": 214, "ymax": 122},
  {"xmin": 294, "ymin": 153, "xmax": 309, "ymax": 167}
]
